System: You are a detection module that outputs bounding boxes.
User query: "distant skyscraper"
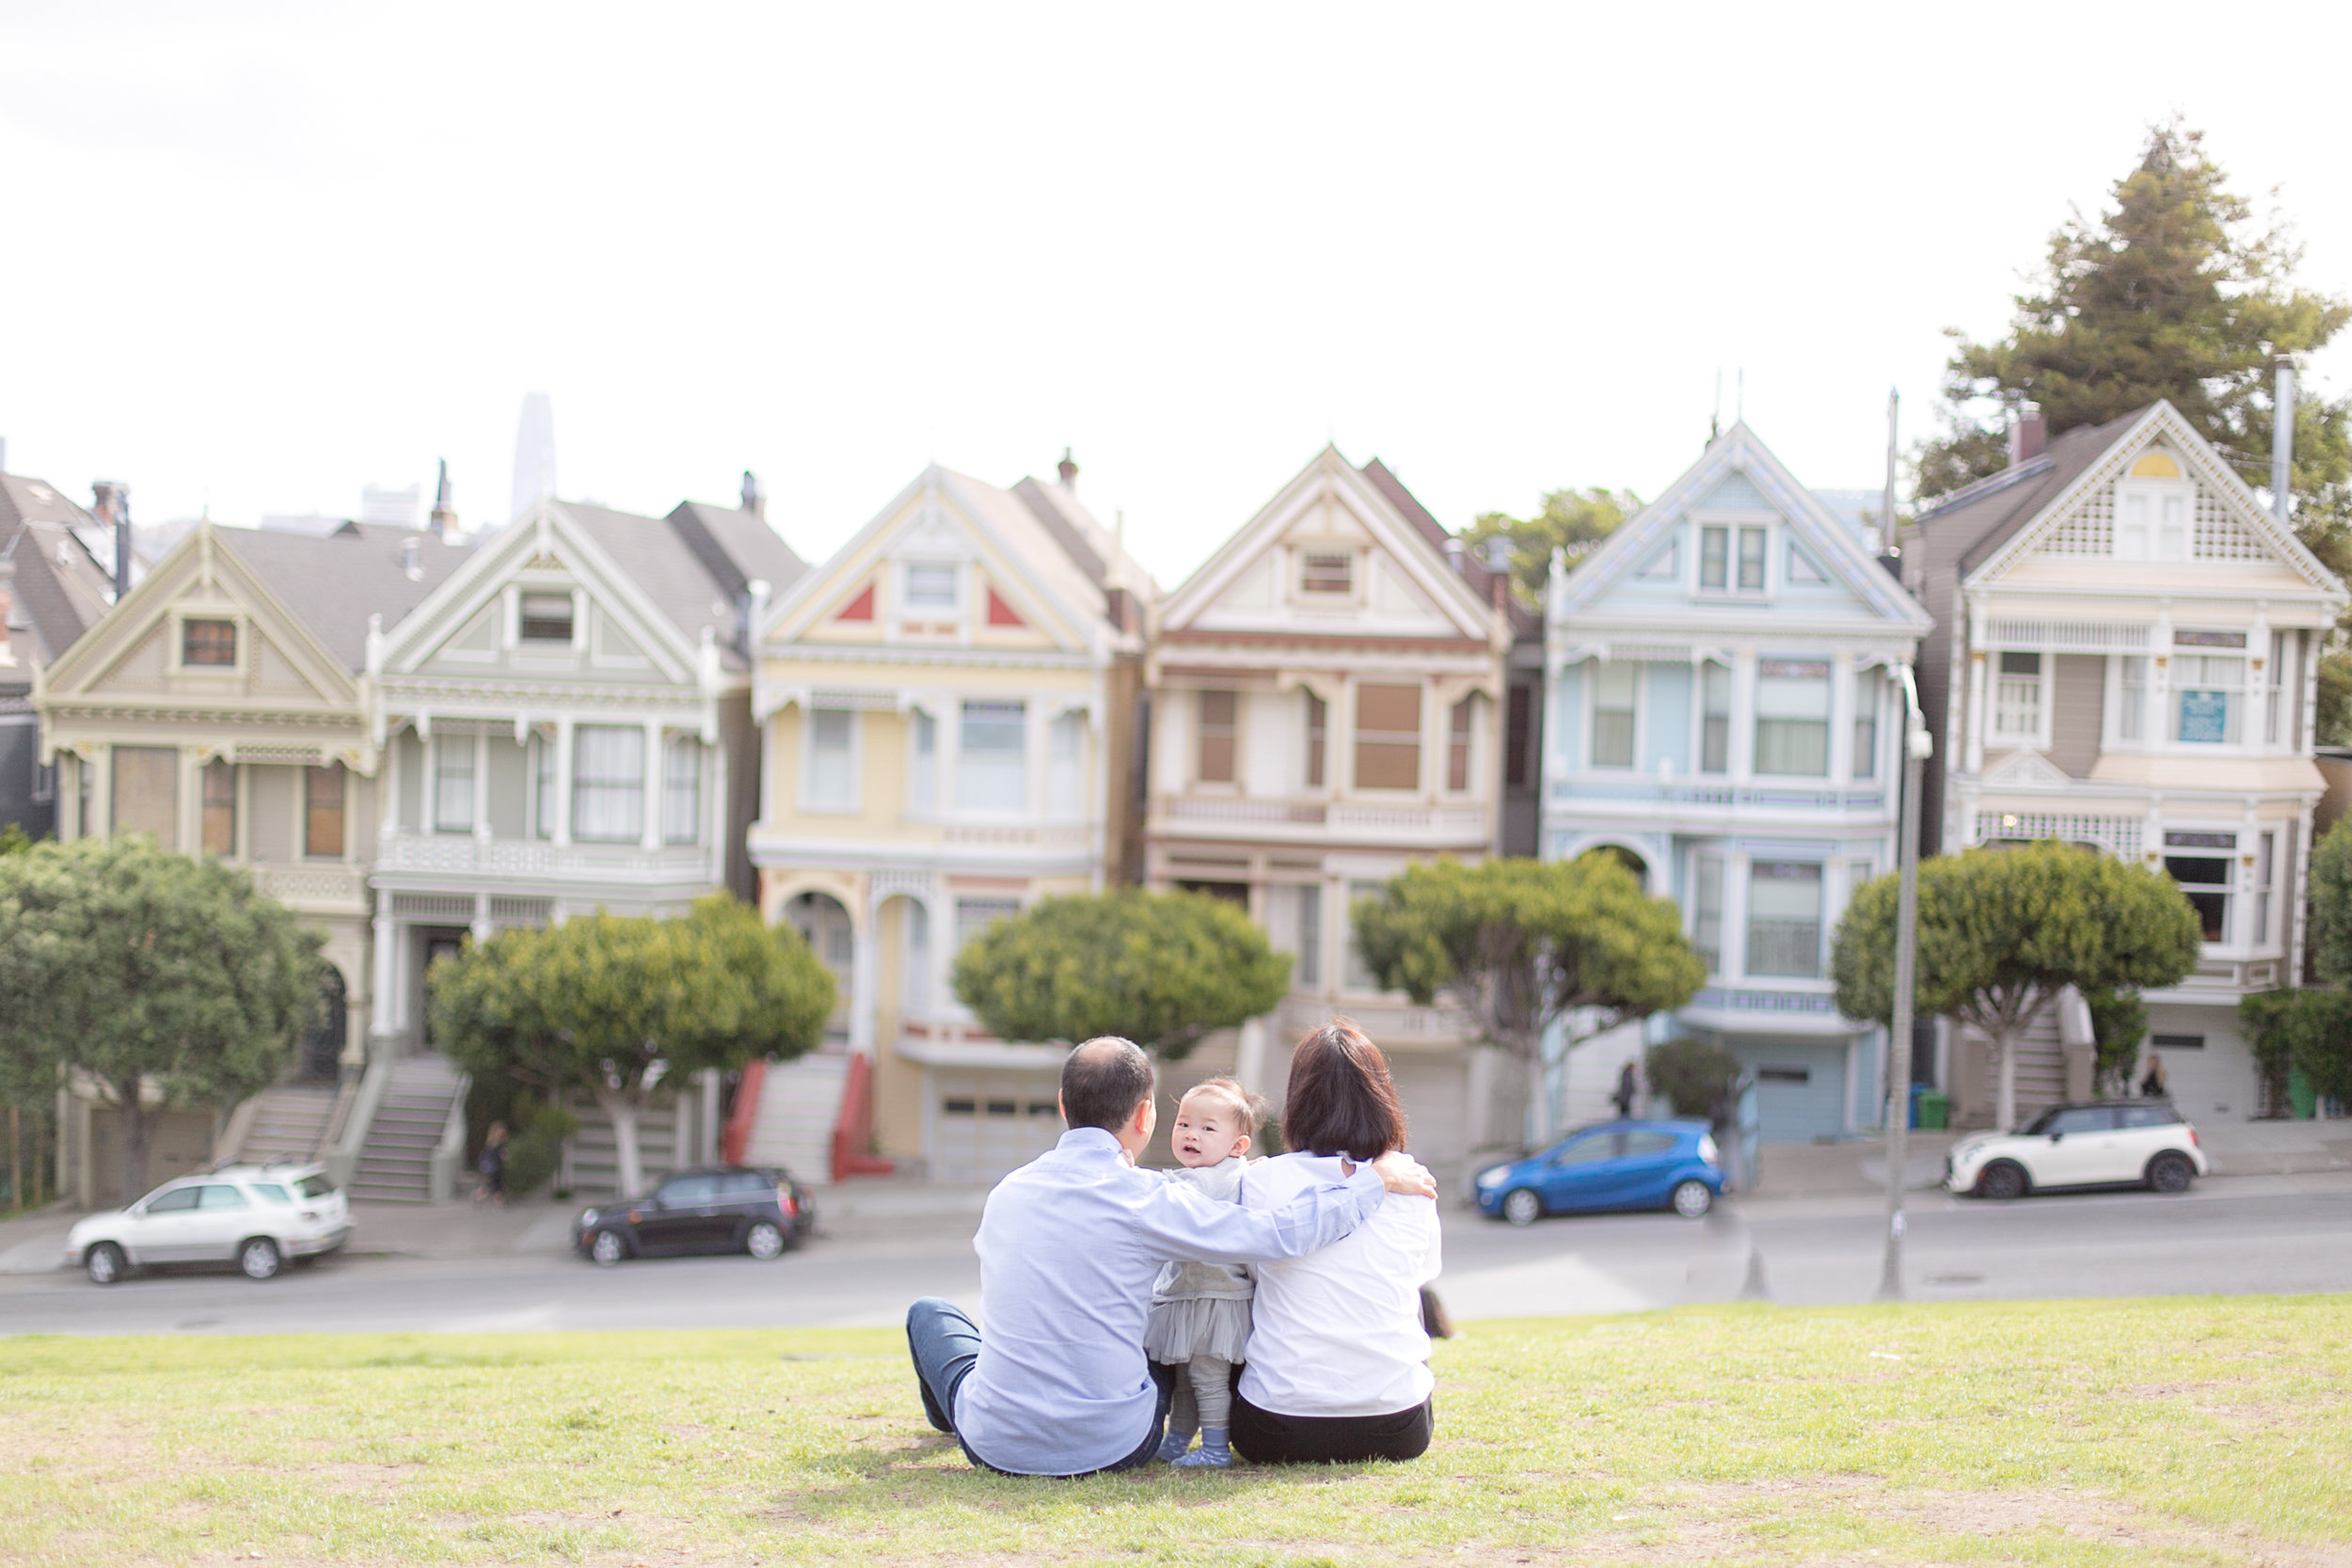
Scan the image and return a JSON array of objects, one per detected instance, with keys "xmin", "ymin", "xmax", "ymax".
[{"xmin": 511, "ymin": 392, "xmax": 557, "ymax": 522}]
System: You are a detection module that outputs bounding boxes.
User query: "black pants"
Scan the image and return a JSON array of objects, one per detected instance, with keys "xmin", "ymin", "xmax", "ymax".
[{"xmin": 1230, "ymin": 1390, "xmax": 1435, "ymax": 1464}]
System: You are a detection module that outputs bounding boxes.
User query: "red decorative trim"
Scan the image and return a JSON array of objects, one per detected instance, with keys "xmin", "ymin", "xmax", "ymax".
[
  {"xmin": 834, "ymin": 583, "xmax": 876, "ymax": 622},
  {"xmin": 832, "ymin": 1052, "xmax": 896, "ymax": 1182},
  {"xmin": 986, "ymin": 587, "xmax": 1026, "ymax": 627}
]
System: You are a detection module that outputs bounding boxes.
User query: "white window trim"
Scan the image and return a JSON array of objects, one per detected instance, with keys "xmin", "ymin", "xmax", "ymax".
[
  {"xmin": 166, "ymin": 608, "xmax": 250, "ymax": 677},
  {"xmin": 2113, "ymin": 476, "xmax": 2196, "ymax": 562},
  {"xmin": 1988, "ymin": 650, "xmax": 2053, "ymax": 752},
  {"xmin": 1587, "ymin": 661, "xmax": 1641, "ymax": 771},
  {"xmin": 1293, "ymin": 543, "xmax": 1366, "ymax": 606},
  {"xmin": 950, "ymin": 696, "xmax": 1034, "ymax": 819},
  {"xmin": 1193, "ymin": 689, "xmax": 1243, "ymax": 791},
  {"xmin": 1692, "ymin": 513, "xmax": 1775, "ymax": 598},
  {"xmin": 429, "ymin": 730, "xmax": 478, "ymax": 836},
  {"xmin": 798, "ymin": 705, "xmax": 863, "ymax": 816}
]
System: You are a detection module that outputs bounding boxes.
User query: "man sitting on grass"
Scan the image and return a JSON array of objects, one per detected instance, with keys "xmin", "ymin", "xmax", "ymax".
[{"xmin": 906, "ymin": 1035, "xmax": 1438, "ymax": 1477}]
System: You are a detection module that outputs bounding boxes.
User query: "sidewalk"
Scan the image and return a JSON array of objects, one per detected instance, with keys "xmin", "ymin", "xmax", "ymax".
[{"xmin": 1749, "ymin": 1117, "xmax": 2352, "ymax": 1198}]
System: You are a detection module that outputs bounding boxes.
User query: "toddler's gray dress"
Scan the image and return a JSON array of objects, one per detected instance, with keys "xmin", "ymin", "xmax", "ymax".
[{"xmin": 1144, "ymin": 1156, "xmax": 1254, "ymax": 1365}]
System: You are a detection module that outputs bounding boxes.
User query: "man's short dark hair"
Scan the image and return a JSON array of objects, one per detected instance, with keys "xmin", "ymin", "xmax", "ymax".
[{"xmin": 1060, "ymin": 1037, "xmax": 1155, "ymax": 1132}]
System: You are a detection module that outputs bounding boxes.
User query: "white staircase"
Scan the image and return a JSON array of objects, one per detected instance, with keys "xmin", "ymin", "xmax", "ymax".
[
  {"xmin": 742, "ymin": 1054, "xmax": 847, "ymax": 1187},
  {"xmin": 234, "ymin": 1085, "xmax": 340, "ymax": 1164},
  {"xmin": 557, "ymin": 1097, "xmax": 683, "ymax": 1201},
  {"xmin": 350, "ymin": 1055, "xmax": 465, "ymax": 1203}
]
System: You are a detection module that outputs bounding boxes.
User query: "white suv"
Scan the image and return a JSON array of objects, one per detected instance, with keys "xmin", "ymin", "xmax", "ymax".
[
  {"xmin": 1947, "ymin": 1101, "xmax": 2207, "ymax": 1200},
  {"xmin": 65, "ymin": 1164, "xmax": 354, "ymax": 1284}
]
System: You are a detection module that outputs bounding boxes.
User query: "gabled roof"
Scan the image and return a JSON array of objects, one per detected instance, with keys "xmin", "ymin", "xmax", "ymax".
[
  {"xmin": 1907, "ymin": 410, "xmax": 2139, "ymax": 575},
  {"xmin": 1009, "ymin": 476, "xmax": 1160, "ymax": 606},
  {"xmin": 1551, "ymin": 421, "xmax": 1931, "ymax": 633},
  {"xmin": 1158, "ymin": 444, "xmax": 1499, "ymax": 641},
  {"xmin": 1358, "ymin": 456, "xmax": 1535, "ymax": 638},
  {"xmin": 666, "ymin": 500, "xmax": 810, "ymax": 604},
  {"xmin": 214, "ymin": 522, "xmax": 469, "ymax": 671},
  {"xmin": 0, "ymin": 472, "xmax": 116, "ymax": 663},
  {"xmin": 763, "ymin": 463, "xmax": 1118, "ymax": 653},
  {"xmin": 1954, "ymin": 400, "xmax": 2344, "ymax": 595}
]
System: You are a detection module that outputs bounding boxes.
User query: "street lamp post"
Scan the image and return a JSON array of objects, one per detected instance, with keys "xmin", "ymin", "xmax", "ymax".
[{"xmin": 1878, "ymin": 666, "xmax": 1931, "ymax": 1301}]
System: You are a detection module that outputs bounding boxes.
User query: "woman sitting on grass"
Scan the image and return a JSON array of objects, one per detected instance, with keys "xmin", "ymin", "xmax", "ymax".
[{"xmin": 1232, "ymin": 1019, "xmax": 1441, "ymax": 1465}]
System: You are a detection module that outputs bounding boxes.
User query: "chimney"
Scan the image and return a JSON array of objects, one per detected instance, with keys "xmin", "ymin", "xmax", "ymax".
[
  {"xmin": 2007, "ymin": 408, "xmax": 2047, "ymax": 467},
  {"xmin": 2273, "ymin": 360, "xmax": 2297, "ymax": 525},
  {"xmin": 1057, "ymin": 448, "xmax": 1078, "ymax": 489},
  {"xmin": 1483, "ymin": 535, "xmax": 1513, "ymax": 610},
  {"xmin": 93, "ymin": 481, "xmax": 132, "ymax": 599},
  {"xmin": 1444, "ymin": 537, "xmax": 1465, "ymax": 575},
  {"xmin": 429, "ymin": 458, "xmax": 457, "ymax": 537},
  {"xmin": 740, "ymin": 469, "xmax": 765, "ymax": 519},
  {"xmin": 400, "ymin": 536, "xmax": 423, "ymax": 580}
]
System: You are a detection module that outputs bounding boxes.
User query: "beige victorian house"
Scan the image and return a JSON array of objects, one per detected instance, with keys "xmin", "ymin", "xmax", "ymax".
[{"xmin": 36, "ymin": 520, "xmax": 466, "ymax": 1201}]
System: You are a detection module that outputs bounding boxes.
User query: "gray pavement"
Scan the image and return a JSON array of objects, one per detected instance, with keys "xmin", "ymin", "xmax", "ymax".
[{"xmin": 2, "ymin": 1161, "xmax": 2347, "ymax": 1338}]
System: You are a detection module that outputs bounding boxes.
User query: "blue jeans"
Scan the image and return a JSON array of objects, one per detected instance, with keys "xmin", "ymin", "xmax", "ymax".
[{"xmin": 904, "ymin": 1297, "xmax": 1174, "ymax": 1477}]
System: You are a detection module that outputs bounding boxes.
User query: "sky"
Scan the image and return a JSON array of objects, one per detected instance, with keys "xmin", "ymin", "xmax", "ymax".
[{"xmin": 4, "ymin": 2, "xmax": 2350, "ymax": 591}]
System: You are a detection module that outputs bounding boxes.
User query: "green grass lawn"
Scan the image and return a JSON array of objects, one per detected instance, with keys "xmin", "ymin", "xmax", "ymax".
[{"xmin": 2, "ymin": 1297, "xmax": 2347, "ymax": 1567}]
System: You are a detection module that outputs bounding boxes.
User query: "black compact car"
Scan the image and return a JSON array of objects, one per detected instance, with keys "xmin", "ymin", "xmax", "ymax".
[{"xmin": 573, "ymin": 1165, "xmax": 816, "ymax": 1266}]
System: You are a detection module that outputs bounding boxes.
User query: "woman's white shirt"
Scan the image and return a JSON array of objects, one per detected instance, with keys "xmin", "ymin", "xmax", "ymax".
[{"xmin": 1236, "ymin": 1151, "xmax": 1440, "ymax": 1418}]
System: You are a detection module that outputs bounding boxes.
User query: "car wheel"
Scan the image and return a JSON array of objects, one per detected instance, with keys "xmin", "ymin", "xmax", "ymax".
[
  {"xmin": 2146, "ymin": 1151, "xmax": 2195, "ymax": 1195},
  {"xmin": 1501, "ymin": 1189, "xmax": 1543, "ymax": 1227},
  {"xmin": 590, "ymin": 1228, "xmax": 628, "ymax": 1267},
  {"xmin": 1976, "ymin": 1161, "xmax": 2027, "ymax": 1202},
  {"xmin": 85, "ymin": 1242, "xmax": 126, "ymax": 1286},
  {"xmin": 239, "ymin": 1238, "xmax": 282, "ymax": 1280},
  {"xmin": 1671, "ymin": 1180, "xmax": 1713, "ymax": 1218},
  {"xmin": 746, "ymin": 1221, "xmax": 787, "ymax": 1260}
]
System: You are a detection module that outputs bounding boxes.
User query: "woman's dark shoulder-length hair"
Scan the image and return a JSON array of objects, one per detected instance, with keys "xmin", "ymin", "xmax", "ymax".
[{"xmin": 1282, "ymin": 1018, "xmax": 1407, "ymax": 1160}]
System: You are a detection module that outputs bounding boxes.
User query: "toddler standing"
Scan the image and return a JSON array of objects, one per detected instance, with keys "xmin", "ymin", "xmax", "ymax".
[{"xmin": 1147, "ymin": 1077, "xmax": 1265, "ymax": 1468}]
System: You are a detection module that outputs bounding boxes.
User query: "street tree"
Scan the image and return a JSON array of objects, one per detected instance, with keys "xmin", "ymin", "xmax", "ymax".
[
  {"xmin": 0, "ymin": 835, "xmax": 322, "ymax": 1202},
  {"xmin": 430, "ymin": 895, "xmax": 834, "ymax": 1196},
  {"xmin": 2304, "ymin": 817, "xmax": 2352, "ymax": 986},
  {"xmin": 1463, "ymin": 487, "xmax": 1639, "ymax": 608},
  {"xmin": 1351, "ymin": 854, "xmax": 1704, "ymax": 1135},
  {"xmin": 1833, "ymin": 841, "xmax": 2200, "ymax": 1132},
  {"xmin": 950, "ymin": 889, "xmax": 1290, "ymax": 1061}
]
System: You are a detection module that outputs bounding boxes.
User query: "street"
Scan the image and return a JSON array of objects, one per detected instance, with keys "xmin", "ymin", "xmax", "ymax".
[{"xmin": 2, "ymin": 1170, "xmax": 2346, "ymax": 1338}]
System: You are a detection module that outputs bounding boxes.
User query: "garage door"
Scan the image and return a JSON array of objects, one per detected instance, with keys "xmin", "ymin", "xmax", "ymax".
[
  {"xmin": 1385, "ymin": 1055, "xmax": 1470, "ymax": 1165},
  {"xmin": 929, "ymin": 1071, "xmax": 1064, "ymax": 1184},
  {"xmin": 1729, "ymin": 1040, "xmax": 1847, "ymax": 1144}
]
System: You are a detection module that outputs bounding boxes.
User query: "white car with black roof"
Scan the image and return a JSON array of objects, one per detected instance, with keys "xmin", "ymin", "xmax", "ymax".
[
  {"xmin": 65, "ymin": 1163, "xmax": 354, "ymax": 1284},
  {"xmin": 1946, "ymin": 1101, "xmax": 2207, "ymax": 1200}
]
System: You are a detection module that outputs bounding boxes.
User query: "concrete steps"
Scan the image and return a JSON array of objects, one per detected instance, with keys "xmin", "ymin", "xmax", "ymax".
[
  {"xmin": 741, "ymin": 1054, "xmax": 846, "ymax": 1187},
  {"xmin": 557, "ymin": 1096, "xmax": 681, "ymax": 1202},
  {"xmin": 350, "ymin": 1056, "xmax": 465, "ymax": 1204},
  {"xmin": 235, "ymin": 1085, "xmax": 340, "ymax": 1164}
]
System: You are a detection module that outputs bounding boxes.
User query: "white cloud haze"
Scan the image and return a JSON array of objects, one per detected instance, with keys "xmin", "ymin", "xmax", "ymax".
[{"xmin": 3, "ymin": 2, "xmax": 2347, "ymax": 588}]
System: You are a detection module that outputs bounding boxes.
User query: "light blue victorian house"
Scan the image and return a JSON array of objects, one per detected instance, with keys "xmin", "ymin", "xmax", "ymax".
[{"xmin": 1543, "ymin": 424, "xmax": 1932, "ymax": 1145}]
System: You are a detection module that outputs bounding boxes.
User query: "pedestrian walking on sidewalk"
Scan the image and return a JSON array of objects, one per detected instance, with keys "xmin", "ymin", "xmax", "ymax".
[
  {"xmin": 1612, "ymin": 1060, "xmax": 1638, "ymax": 1121},
  {"xmin": 474, "ymin": 1122, "xmax": 509, "ymax": 1206}
]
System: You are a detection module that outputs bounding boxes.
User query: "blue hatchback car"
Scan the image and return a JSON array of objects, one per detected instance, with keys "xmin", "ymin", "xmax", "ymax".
[{"xmin": 1474, "ymin": 1118, "xmax": 1724, "ymax": 1225}]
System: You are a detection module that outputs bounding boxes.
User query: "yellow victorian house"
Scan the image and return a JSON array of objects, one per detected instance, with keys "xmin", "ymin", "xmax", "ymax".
[{"xmin": 741, "ymin": 458, "xmax": 1152, "ymax": 1183}]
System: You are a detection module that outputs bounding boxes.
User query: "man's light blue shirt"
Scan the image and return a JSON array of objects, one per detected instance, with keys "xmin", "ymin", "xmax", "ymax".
[{"xmin": 954, "ymin": 1126, "xmax": 1388, "ymax": 1476}]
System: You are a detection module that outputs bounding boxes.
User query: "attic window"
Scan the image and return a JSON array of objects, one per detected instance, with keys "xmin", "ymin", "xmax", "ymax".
[
  {"xmin": 519, "ymin": 593, "xmax": 574, "ymax": 642},
  {"xmin": 905, "ymin": 563, "xmax": 959, "ymax": 609},
  {"xmin": 1301, "ymin": 550, "xmax": 1354, "ymax": 595},
  {"xmin": 183, "ymin": 619, "xmax": 237, "ymax": 666}
]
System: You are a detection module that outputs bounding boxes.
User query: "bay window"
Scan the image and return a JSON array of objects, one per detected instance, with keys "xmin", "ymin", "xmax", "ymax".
[
  {"xmin": 306, "ymin": 763, "xmax": 345, "ymax": 858},
  {"xmin": 1447, "ymin": 697, "xmax": 1474, "ymax": 790},
  {"xmin": 663, "ymin": 736, "xmax": 702, "ymax": 844},
  {"xmin": 1590, "ymin": 665, "xmax": 1636, "ymax": 768},
  {"xmin": 1851, "ymin": 667, "xmax": 1882, "ymax": 780},
  {"xmin": 2163, "ymin": 831, "xmax": 2233, "ymax": 942},
  {"xmin": 1197, "ymin": 691, "xmax": 1237, "ymax": 784},
  {"xmin": 1699, "ymin": 661, "xmax": 1730, "ymax": 774},
  {"xmin": 1754, "ymin": 660, "xmax": 1830, "ymax": 776},
  {"xmin": 1354, "ymin": 684, "xmax": 1422, "ymax": 789},
  {"xmin": 1692, "ymin": 853, "xmax": 1724, "ymax": 974},
  {"xmin": 2173, "ymin": 652, "xmax": 2244, "ymax": 744},
  {"xmin": 2118, "ymin": 656, "xmax": 2148, "ymax": 742},
  {"xmin": 1048, "ymin": 712, "xmax": 1083, "ymax": 817},
  {"xmin": 958, "ymin": 700, "xmax": 1027, "ymax": 812},
  {"xmin": 201, "ymin": 759, "xmax": 236, "ymax": 856},
  {"xmin": 1746, "ymin": 861, "xmax": 1823, "ymax": 977},
  {"xmin": 434, "ymin": 733, "xmax": 476, "ymax": 833},
  {"xmin": 805, "ymin": 708, "xmax": 856, "ymax": 810},
  {"xmin": 573, "ymin": 725, "xmax": 645, "ymax": 842},
  {"xmin": 112, "ymin": 747, "xmax": 176, "ymax": 841},
  {"xmin": 1993, "ymin": 652, "xmax": 2043, "ymax": 741}
]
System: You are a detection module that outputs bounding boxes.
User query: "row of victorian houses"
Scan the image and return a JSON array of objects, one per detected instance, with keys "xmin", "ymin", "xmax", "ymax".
[{"xmin": 3, "ymin": 397, "xmax": 2338, "ymax": 1203}]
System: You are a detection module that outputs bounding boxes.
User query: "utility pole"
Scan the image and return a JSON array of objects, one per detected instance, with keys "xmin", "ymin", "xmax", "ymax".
[{"xmin": 1878, "ymin": 387, "xmax": 1928, "ymax": 1303}]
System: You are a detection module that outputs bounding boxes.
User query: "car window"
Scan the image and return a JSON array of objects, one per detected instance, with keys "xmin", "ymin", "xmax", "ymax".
[
  {"xmin": 1620, "ymin": 1132, "xmax": 1680, "ymax": 1158},
  {"xmin": 1552, "ymin": 1133, "xmax": 1626, "ymax": 1166},
  {"xmin": 2119, "ymin": 1103, "xmax": 2181, "ymax": 1129},
  {"xmin": 295, "ymin": 1175, "xmax": 336, "ymax": 1200},
  {"xmin": 720, "ymin": 1172, "xmax": 775, "ymax": 1196},
  {"xmin": 198, "ymin": 1184, "xmax": 252, "ymax": 1209},
  {"xmin": 250, "ymin": 1183, "xmax": 294, "ymax": 1205},
  {"xmin": 658, "ymin": 1174, "xmax": 722, "ymax": 1205},
  {"xmin": 2048, "ymin": 1107, "xmax": 2116, "ymax": 1135},
  {"xmin": 143, "ymin": 1186, "xmax": 201, "ymax": 1213}
]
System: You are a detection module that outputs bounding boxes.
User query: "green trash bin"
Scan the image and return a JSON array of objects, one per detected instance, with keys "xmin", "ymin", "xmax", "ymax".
[{"xmin": 1915, "ymin": 1091, "xmax": 1950, "ymax": 1131}]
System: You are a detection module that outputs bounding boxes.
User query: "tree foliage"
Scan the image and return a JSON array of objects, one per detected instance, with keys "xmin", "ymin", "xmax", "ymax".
[
  {"xmin": 2237, "ymin": 989, "xmax": 2352, "ymax": 1116},
  {"xmin": 1464, "ymin": 487, "xmax": 1639, "ymax": 608},
  {"xmin": 1916, "ymin": 120, "xmax": 2352, "ymax": 507},
  {"xmin": 431, "ymin": 895, "xmax": 834, "ymax": 1196},
  {"xmin": 1643, "ymin": 1037, "xmax": 1740, "ymax": 1130},
  {"xmin": 2082, "ymin": 987, "xmax": 2151, "ymax": 1098},
  {"xmin": 1833, "ymin": 841, "xmax": 2200, "ymax": 1130},
  {"xmin": 950, "ymin": 889, "xmax": 1290, "ymax": 1061},
  {"xmin": 1351, "ymin": 855, "xmax": 1704, "ymax": 1102},
  {"xmin": 0, "ymin": 836, "xmax": 322, "ymax": 1201},
  {"xmin": 2305, "ymin": 818, "xmax": 2352, "ymax": 987}
]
